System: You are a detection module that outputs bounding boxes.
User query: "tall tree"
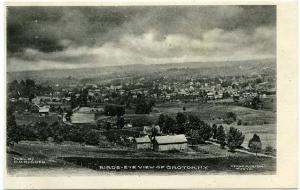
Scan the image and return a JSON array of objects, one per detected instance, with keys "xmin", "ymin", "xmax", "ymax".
[
  {"xmin": 227, "ymin": 127, "xmax": 245, "ymax": 152},
  {"xmin": 163, "ymin": 115, "xmax": 176, "ymax": 134},
  {"xmin": 252, "ymin": 96, "xmax": 261, "ymax": 110},
  {"xmin": 212, "ymin": 124, "xmax": 217, "ymax": 139},
  {"xmin": 157, "ymin": 114, "xmax": 165, "ymax": 128},
  {"xmin": 116, "ymin": 116, "xmax": 125, "ymax": 129},
  {"xmin": 7, "ymin": 114, "xmax": 21, "ymax": 145},
  {"xmin": 186, "ymin": 129, "xmax": 200, "ymax": 146},
  {"xmin": 248, "ymin": 133, "xmax": 262, "ymax": 156},
  {"xmin": 188, "ymin": 114, "xmax": 201, "ymax": 128},
  {"xmin": 216, "ymin": 125, "xmax": 226, "ymax": 148},
  {"xmin": 176, "ymin": 112, "xmax": 187, "ymax": 126},
  {"xmin": 198, "ymin": 123, "xmax": 212, "ymax": 142}
]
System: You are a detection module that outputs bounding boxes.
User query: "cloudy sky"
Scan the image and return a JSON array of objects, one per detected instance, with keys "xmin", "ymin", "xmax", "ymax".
[{"xmin": 7, "ymin": 6, "xmax": 276, "ymax": 71}]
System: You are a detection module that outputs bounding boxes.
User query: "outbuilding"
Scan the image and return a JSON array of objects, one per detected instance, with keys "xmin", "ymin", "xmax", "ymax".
[
  {"xmin": 135, "ymin": 136, "xmax": 152, "ymax": 150},
  {"xmin": 39, "ymin": 106, "xmax": 50, "ymax": 115},
  {"xmin": 153, "ymin": 135, "xmax": 188, "ymax": 151}
]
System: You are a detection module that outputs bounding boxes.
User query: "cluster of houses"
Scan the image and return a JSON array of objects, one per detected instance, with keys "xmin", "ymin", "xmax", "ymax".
[
  {"xmin": 9, "ymin": 71, "xmax": 275, "ymax": 113},
  {"xmin": 11, "ymin": 95, "xmax": 67, "ymax": 127},
  {"xmin": 75, "ymin": 74, "xmax": 275, "ymax": 104},
  {"xmin": 30, "ymin": 95, "xmax": 71, "ymax": 115}
]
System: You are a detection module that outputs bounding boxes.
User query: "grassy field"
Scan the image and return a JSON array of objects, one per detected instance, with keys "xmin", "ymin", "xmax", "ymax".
[
  {"xmin": 7, "ymin": 141, "xmax": 275, "ymax": 175},
  {"xmin": 155, "ymin": 102, "xmax": 276, "ymax": 124},
  {"xmin": 117, "ymin": 102, "xmax": 276, "ymax": 129},
  {"xmin": 9, "ymin": 141, "xmax": 245, "ymax": 159}
]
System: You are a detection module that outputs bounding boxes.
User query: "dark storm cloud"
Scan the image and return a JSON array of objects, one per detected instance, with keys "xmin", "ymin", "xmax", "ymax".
[
  {"xmin": 6, "ymin": 6, "xmax": 276, "ymax": 71},
  {"xmin": 7, "ymin": 7, "xmax": 137, "ymax": 53}
]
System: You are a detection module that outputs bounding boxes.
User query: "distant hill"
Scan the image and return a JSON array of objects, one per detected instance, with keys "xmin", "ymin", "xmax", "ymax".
[{"xmin": 7, "ymin": 58, "xmax": 276, "ymax": 84}]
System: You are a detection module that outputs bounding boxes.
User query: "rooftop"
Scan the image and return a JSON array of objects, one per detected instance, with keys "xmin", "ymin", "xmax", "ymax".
[
  {"xmin": 154, "ymin": 134, "xmax": 187, "ymax": 145},
  {"xmin": 135, "ymin": 136, "xmax": 151, "ymax": 144}
]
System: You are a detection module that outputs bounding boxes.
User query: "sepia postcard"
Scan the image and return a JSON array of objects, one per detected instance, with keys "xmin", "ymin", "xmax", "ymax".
[{"xmin": 4, "ymin": 0, "xmax": 298, "ymax": 189}]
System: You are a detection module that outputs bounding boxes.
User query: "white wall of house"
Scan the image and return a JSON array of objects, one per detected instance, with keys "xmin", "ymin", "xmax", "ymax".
[
  {"xmin": 155, "ymin": 143, "xmax": 187, "ymax": 151},
  {"xmin": 136, "ymin": 143, "xmax": 152, "ymax": 149}
]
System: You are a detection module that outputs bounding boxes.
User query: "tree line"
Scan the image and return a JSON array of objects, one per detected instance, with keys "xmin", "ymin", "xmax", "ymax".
[
  {"xmin": 212, "ymin": 124, "xmax": 263, "ymax": 153},
  {"xmin": 7, "ymin": 109, "xmax": 266, "ymax": 154},
  {"xmin": 8, "ymin": 79, "xmax": 53, "ymax": 99},
  {"xmin": 7, "ymin": 119, "xmax": 103, "ymax": 146},
  {"xmin": 158, "ymin": 112, "xmax": 264, "ymax": 153}
]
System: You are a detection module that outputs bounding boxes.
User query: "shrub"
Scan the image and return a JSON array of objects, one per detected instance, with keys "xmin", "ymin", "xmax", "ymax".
[
  {"xmin": 167, "ymin": 149, "xmax": 181, "ymax": 153},
  {"xmin": 69, "ymin": 128, "xmax": 85, "ymax": 143},
  {"xmin": 106, "ymin": 133, "xmax": 118, "ymax": 142},
  {"xmin": 237, "ymin": 119, "xmax": 242, "ymax": 125},
  {"xmin": 19, "ymin": 125, "xmax": 37, "ymax": 141},
  {"xmin": 54, "ymin": 135, "xmax": 64, "ymax": 144},
  {"xmin": 224, "ymin": 117, "xmax": 235, "ymax": 124},
  {"xmin": 104, "ymin": 104, "xmax": 125, "ymax": 116},
  {"xmin": 265, "ymin": 145, "xmax": 275, "ymax": 155},
  {"xmin": 224, "ymin": 112, "xmax": 237, "ymax": 124},
  {"xmin": 226, "ymin": 112, "xmax": 237, "ymax": 121},
  {"xmin": 83, "ymin": 130, "xmax": 101, "ymax": 145},
  {"xmin": 36, "ymin": 122, "xmax": 53, "ymax": 141}
]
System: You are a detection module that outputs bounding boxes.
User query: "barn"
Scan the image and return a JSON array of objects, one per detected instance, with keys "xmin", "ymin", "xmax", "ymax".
[
  {"xmin": 153, "ymin": 135, "xmax": 188, "ymax": 151},
  {"xmin": 135, "ymin": 136, "xmax": 152, "ymax": 150}
]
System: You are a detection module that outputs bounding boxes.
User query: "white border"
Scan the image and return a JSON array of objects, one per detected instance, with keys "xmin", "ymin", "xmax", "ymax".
[{"xmin": 3, "ymin": 1, "xmax": 298, "ymax": 189}]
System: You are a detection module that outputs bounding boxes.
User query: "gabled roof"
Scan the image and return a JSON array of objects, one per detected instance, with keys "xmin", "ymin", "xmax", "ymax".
[
  {"xmin": 154, "ymin": 135, "xmax": 187, "ymax": 145},
  {"xmin": 135, "ymin": 136, "xmax": 151, "ymax": 144},
  {"xmin": 38, "ymin": 105, "xmax": 50, "ymax": 113}
]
